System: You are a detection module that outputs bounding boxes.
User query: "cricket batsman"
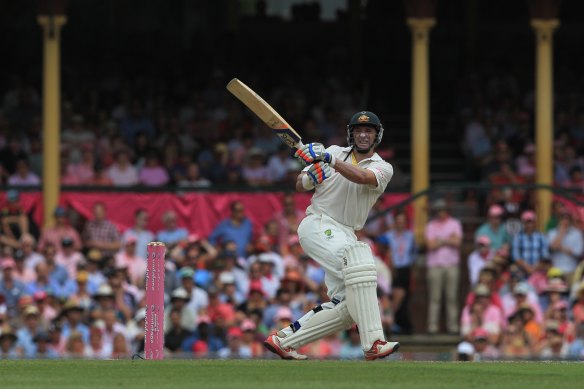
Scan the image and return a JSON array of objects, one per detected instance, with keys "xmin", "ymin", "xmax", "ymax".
[{"xmin": 264, "ymin": 111, "xmax": 400, "ymax": 360}]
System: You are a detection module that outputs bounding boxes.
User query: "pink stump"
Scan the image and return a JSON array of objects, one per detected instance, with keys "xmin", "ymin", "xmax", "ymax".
[{"xmin": 145, "ymin": 242, "xmax": 166, "ymax": 360}]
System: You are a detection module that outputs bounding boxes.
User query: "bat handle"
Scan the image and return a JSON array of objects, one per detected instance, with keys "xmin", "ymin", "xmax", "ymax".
[{"xmin": 295, "ymin": 141, "xmax": 304, "ymax": 149}]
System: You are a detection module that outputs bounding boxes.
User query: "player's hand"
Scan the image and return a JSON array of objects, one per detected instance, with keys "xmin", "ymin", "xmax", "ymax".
[
  {"xmin": 294, "ymin": 143, "xmax": 336, "ymax": 167},
  {"xmin": 306, "ymin": 161, "xmax": 331, "ymax": 186}
]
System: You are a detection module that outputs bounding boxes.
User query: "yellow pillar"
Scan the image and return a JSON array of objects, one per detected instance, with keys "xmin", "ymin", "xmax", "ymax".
[
  {"xmin": 37, "ymin": 15, "xmax": 67, "ymax": 228},
  {"xmin": 531, "ymin": 19, "xmax": 559, "ymax": 231},
  {"xmin": 407, "ymin": 18, "xmax": 435, "ymax": 243}
]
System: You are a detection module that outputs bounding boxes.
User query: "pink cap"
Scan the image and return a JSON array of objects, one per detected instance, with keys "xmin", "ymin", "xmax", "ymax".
[
  {"xmin": 227, "ymin": 327, "xmax": 243, "ymax": 339},
  {"xmin": 188, "ymin": 234, "xmax": 200, "ymax": 244},
  {"xmin": 287, "ymin": 236, "xmax": 300, "ymax": 246},
  {"xmin": 2, "ymin": 259, "xmax": 16, "ymax": 270},
  {"xmin": 488, "ymin": 205, "xmax": 504, "ymax": 217},
  {"xmin": 471, "ymin": 328, "xmax": 489, "ymax": 339},
  {"xmin": 124, "ymin": 235, "xmax": 138, "ymax": 244},
  {"xmin": 240, "ymin": 319, "xmax": 256, "ymax": 332},
  {"xmin": 553, "ymin": 301, "xmax": 569, "ymax": 310},
  {"xmin": 521, "ymin": 210, "xmax": 537, "ymax": 221},
  {"xmin": 275, "ymin": 307, "xmax": 293, "ymax": 321},
  {"xmin": 477, "ymin": 236, "xmax": 491, "ymax": 246}
]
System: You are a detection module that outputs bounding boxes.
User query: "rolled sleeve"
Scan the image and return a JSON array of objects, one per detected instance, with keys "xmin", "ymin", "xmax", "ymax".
[{"xmin": 367, "ymin": 162, "xmax": 393, "ymax": 192}]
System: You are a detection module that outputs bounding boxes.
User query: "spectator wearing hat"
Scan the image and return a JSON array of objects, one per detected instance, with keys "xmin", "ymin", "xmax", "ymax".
[
  {"xmin": 218, "ymin": 326, "xmax": 252, "ymax": 359},
  {"xmin": 502, "ymin": 282, "xmax": 543, "ymax": 324},
  {"xmin": 0, "ymin": 325, "xmax": 18, "ymax": 358},
  {"xmin": 460, "ymin": 284, "xmax": 504, "ymax": 344},
  {"xmin": 122, "ymin": 208, "xmax": 154, "ymax": 259},
  {"xmin": 115, "ymin": 235, "xmax": 146, "ymax": 288},
  {"xmin": 475, "ymin": 205, "xmax": 510, "ymax": 251},
  {"xmin": 63, "ymin": 330, "xmax": 86, "ymax": 358},
  {"xmin": 340, "ymin": 326, "xmax": 363, "ymax": 360},
  {"xmin": 218, "ymin": 271, "xmax": 244, "ymax": 306},
  {"xmin": 218, "ymin": 248, "xmax": 247, "ymax": 297},
  {"xmin": 240, "ymin": 319, "xmax": 263, "ymax": 357},
  {"xmin": 84, "ymin": 250, "xmax": 106, "ymax": 294},
  {"xmin": 425, "ymin": 199, "xmax": 463, "ymax": 334},
  {"xmin": 517, "ymin": 303, "xmax": 543, "ymax": 344},
  {"xmin": 18, "ymin": 234, "xmax": 43, "ymax": 271},
  {"xmin": 60, "ymin": 300, "xmax": 90, "ymax": 347},
  {"xmin": 156, "ymin": 210, "xmax": 188, "ymax": 247},
  {"xmin": 55, "ymin": 236, "xmax": 84, "ymax": 279},
  {"xmin": 547, "ymin": 211, "xmax": 583, "ymax": 279},
  {"xmin": 208, "ymin": 201, "xmax": 253, "ymax": 258},
  {"xmin": 164, "ymin": 307, "xmax": 193, "ymax": 353},
  {"xmin": 179, "ymin": 267, "xmax": 209, "ymax": 316},
  {"xmin": 238, "ymin": 280, "xmax": 267, "ymax": 315},
  {"xmin": 541, "ymin": 278, "xmax": 569, "ymax": 318},
  {"xmin": 1, "ymin": 189, "xmax": 30, "ymax": 248},
  {"xmin": 39, "ymin": 206, "xmax": 82, "ymax": 252},
  {"xmin": 83, "ymin": 202, "xmax": 121, "ymax": 257},
  {"xmin": 467, "ymin": 236, "xmax": 495, "ymax": 287},
  {"xmin": 378, "ymin": 211, "xmax": 415, "ymax": 334},
  {"xmin": 0, "ymin": 259, "xmax": 25, "ymax": 316},
  {"xmin": 501, "ymin": 316, "xmax": 533, "ymax": 359},
  {"xmin": 512, "ymin": 210, "xmax": 549, "ymax": 276},
  {"xmin": 8, "ymin": 158, "xmax": 40, "ymax": 186},
  {"xmin": 15, "ymin": 305, "xmax": 43, "ymax": 357},
  {"xmin": 164, "ymin": 287, "xmax": 197, "ymax": 333},
  {"xmin": 31, "ymin": 331, "xmax": 59, "ymax": 359},
  {"xmin": 550, "ymin": 301, "xmax": 576, "ymax": 343},
  {"xmin": 126, "ymin": 308, "xmax": 146, "ymax": 354},
  {"xmin": 536, "ymin": 321, "xmax": 569, "ymax": 359},
  {"xmin": 33, "ymin": 291, "xmax": 57, "ymax": 323}
]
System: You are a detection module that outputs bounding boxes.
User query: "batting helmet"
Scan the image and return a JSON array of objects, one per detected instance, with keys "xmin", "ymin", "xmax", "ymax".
[{"xmin": 346, "ymin": 111, "xmax": 384, "ymax": 148}]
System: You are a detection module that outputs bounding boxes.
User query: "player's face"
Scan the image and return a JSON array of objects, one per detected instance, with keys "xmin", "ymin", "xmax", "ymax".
[{"xmin": 352, "ymin": 126, "xmax": 376, "ymax": 150}]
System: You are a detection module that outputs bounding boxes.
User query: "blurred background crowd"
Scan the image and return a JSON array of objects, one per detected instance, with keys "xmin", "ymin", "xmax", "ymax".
[{"xmin": 2, "ymin": 0, "xmax": 584, "ymax": 360}]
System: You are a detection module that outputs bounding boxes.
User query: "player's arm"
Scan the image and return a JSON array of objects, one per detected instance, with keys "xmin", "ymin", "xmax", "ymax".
[
  {"xmin": 296, "ymin": 172, "xmax": 310, "ymax": 192},
  {"xmin": 332, "ymin": 159, "xmax": 378, "ymax": 186}
]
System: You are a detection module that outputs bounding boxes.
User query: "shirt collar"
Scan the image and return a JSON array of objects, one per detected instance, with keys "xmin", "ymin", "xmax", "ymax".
[{"xmin": 340, "ymin": 147, "xmax": 383, "ymax": 163}]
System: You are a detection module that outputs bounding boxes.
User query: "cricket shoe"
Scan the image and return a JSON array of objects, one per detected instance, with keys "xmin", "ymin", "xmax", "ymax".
[
  {"xmin": 263, "ymin": 335, "xmax": 308, "ymax": 360},
  {"xmin": 364, "ymin": 340, "xmax": 400, "ymax": 361}
]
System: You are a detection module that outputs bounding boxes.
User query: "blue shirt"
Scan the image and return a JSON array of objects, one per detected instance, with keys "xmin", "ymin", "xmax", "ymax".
[
  {"xmin": 61, "ymin": 323, "xmax": 90, "ymax": 344},
  {"xmin": 382, "ymin": 230, "xmax": 416, "ymax": 268},
  {"xmin": 16, "ymin": 328, "xmax": 37, "ymax": 357},
  {"xmin": 157, "ymin": 228, "xmax": 188, "ymax": 246},
  {"xmin": 512, "ymin": 231, "xmax": 549, "ymax": 266},
  {"xmin": 208, "ymin": 218, "xmax": 253, "ymax": 258}
]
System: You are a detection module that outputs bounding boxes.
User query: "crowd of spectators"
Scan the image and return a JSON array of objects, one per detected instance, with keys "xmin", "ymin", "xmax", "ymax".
[{"xmin": 0, "ymin": 190, "xmax": 399, "ymax": 360}]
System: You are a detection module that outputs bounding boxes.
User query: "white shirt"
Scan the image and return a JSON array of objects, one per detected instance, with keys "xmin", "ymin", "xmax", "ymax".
[{"xmin": 306, "ymin": 146, "xmax": 393, "ymax": 230}]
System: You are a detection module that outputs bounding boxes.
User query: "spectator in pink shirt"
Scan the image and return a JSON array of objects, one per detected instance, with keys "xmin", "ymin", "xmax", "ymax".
[
  {"xmin": 107, "ymin": 149, "xmax": 139, "ymax": 186},
  {"xmin": 115, "ymin": 235, "xmax": 146, "ymax": 288},
  {"xmin": 39, "ymin": 207, "xmax": 82, "ymax": 253},
  {"xmin": 425, "ymin": 199, "xmax": 463, "ymax": 334},
  {"xmin": 139, "ymin": 152, "xmax": 170, "ymax": 187},
  {"xmin": 66, "ymin": 147, "xmax": 96, "ymax": 184},
  {"xmin": 55, "ymin": 237, "xmax": 84, "ymax": 279}
]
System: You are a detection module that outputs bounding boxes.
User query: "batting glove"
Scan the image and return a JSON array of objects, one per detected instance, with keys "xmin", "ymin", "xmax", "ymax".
[
  {"xmin": 294, "ymin": 143, "xmax": 336, "ymax": 167},
  {"xmin": 306, "ymin": 161, "xmax": 331, "ymax": 186}
]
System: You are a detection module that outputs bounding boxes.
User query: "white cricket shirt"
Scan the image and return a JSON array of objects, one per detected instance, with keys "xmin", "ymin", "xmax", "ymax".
[{"xmin": 305, "ymin": 145, "xmax": 394, "ymax": 230}]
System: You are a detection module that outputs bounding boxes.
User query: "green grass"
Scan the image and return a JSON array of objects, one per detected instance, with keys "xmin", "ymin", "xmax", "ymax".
[{"xmin": 0, "ymin": 360, "xmax": 583, "ymax": 388}]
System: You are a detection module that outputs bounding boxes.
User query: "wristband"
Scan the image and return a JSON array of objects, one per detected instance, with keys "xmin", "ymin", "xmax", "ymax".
[
  {"xmin": 327, "ymin": 153, "xmax": 336, "ymax": 167},
  {"xmin": 301, "ymin": 174, "xmax": 315, "ymax": 190}
]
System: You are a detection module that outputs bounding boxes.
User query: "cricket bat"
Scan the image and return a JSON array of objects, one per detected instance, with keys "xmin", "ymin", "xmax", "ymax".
[{"xmin": 226, "ymin": 78, "xmax": 304, "ymax": 149}]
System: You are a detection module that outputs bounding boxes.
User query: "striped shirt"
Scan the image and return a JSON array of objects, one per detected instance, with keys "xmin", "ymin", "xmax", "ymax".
[{"xmin": 511, "ymin": 231, "xmax": 549, "ymax": 266}]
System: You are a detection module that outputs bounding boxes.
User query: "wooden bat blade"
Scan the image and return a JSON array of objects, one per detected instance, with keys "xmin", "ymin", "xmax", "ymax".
[{"xmin": 227, "ymin": 78, "xmax": 303, "ymax": 148}]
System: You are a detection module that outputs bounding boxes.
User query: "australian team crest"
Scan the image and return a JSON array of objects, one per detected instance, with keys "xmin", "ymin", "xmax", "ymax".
[{"xmin": 358, "ymin": 113, "xmax": 370, "ymax": 122}]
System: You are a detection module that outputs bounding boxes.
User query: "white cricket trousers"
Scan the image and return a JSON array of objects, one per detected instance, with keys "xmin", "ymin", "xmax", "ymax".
[{"xmin": 297, "ymin": 213, "xmax": 357, "ymax": 302}]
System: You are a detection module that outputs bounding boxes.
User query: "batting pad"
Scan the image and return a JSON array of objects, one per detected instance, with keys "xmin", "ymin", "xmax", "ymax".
[
  {"xmin": 280, "ymin": 301, "xmax": 353, "ymax": 349},
  {"xmin": 343, "ymin": 242, "xmax": 385, "ymax": 350}
]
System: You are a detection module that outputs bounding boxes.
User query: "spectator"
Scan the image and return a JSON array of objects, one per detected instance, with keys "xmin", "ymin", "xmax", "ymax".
[
  {"xmin": 273, "ymin": 194, "xmax": 305, "ymax": 254},
  {"xmin": 339, "ymin": 326, "xmax": 363, "ymax": 359},
  {"xmin": 31, "ymin": 332, "xmax": 59, "ymax": 359},
  {"xmin": 12, "ymin": 249, "xmax": 36, "ymax": 283},
  {"xmin": 0, "ymin": 259, "xmax": 25, "ymax": 317},
  {"xmin": 469, "ymin": 328, "xmax": 500, "ymax": 361},
  {"xmin": 82, "ymin": 202, "xmax": 121, "ymax": 257},
  {"xmin": 460, "ymin": 284, "xmax": 504, "ymax": 343},
  {"xmin": 512, "ymin": 210, "xmax": 549, "ymax": 276},
  {"xmin": 468, "ymin": 236, "xmax": 495, "ymax": 287},
  {"xmin": 60, "ymin": 300, "xmax": 90, "ymax": 346},
  {"xmin": 380, "ymin": 211, "xmax": 415, "ymax": 334},
  {"xmin": 122, "ymin": 208, "xmax": 154, "ymax": 259},
  {"xmin": 25, "ymin": 263, "xmax": 65, "ymax": 299},
  {"xmin": 8, "ymin": 158, "xmax": 40, "ymax": 186},
  {"xmin": 119, "ymin": 100, "xmax": 156, "ymax": 146},
  {"xmin": 241, "ymin": 148, "xmax": 271, "ymax": 187},
  {"xmin": 573, "ymin": 283, "xmax": 584, "ymax": 326},
  {"xmin": 107, "ymin": 149, "xmax": 139, "ymax": 186},
  {"xmin": 115, "ymin": 235, "xmax": 147, "ymax": 288},
  {"xmin": 0, "ymin": 325, "xmax": 18, "ymax": 358},
  {"xmin": 240, "ymin": 319, "xmax": 263, "ymax": 358},
  {"xmin": 537, "ymin": 321, "xmax": 569, "ymax": 359},
  {"xmin": 84, "ymin": 327, "xmax": 111, "ymax": 359},
  {"xmin": 39, "ymin": 206, "xmax": 82, "ymax": 252},
  {"xmin": 208, "ymin": 201, "xmax": 253, "ymax": 258},
  {"xmin": 61, "ymin": 115, "xmax": 95, "ymax": 163},
  {"xmin": 502, "ymin": 282, "xmax": 543, "ymax": 323},
  {"xmin": 179, "ymin": 267, "xmax": 209, "ymax": 316},
  {"xmin": 55, "ymin": 237, "xmax": 84, "ymax": 279},
  {"xmin": 164, "ymin": 308, "xmax": 192, "ymax": 353},
  {"xmin": 425, "ymin": 199, "xmax": 463, "ymax": 334},
  {"xmin": 218, "ymin": 327, "xmax": 251, "ymax": 359},
  {"xmin": 19, "ymin": 234, "xmax": 44, "ymax": 271},
  {"xmin": 475, "ymin": 204, "xmax": 509, "ymax": 251},
  {"xmin": 66, "ymin": 147, "xmax": 96, "ymax": 184},
  {"xmin": 545, "ymin": 201, "xmax": 566, "ymax": 232},
  {"xmin": 178, "ymin": 162, "xmax": 211, "ymax": 188},
  {"xmin": 156, "ymin": 210, "xmax": 188, "ymax": 247},
  {"xmin": 139, "ymin": 152, "xmax": 170, "ymax": 187},
  {"xmin": 42, "ymin": 244, "xmax": 69, "ymax": 288},
  {"xmin": 1, "ymin": 190, "xmax": 29, "ymax": 247},
  {"xmin": 164, "ymin": 287, "xmax": 197, "ymax": 333},
  {"xmin": 15, "ymin": 305, "xmax": 43, "ymax": 358},
  {"xmin": 266, "ymin": 145, "xmax": 291, "ymax": 183},
  {"xmin": 547, "ymin": 211, "xmax": 583, "ymax": 277}
]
